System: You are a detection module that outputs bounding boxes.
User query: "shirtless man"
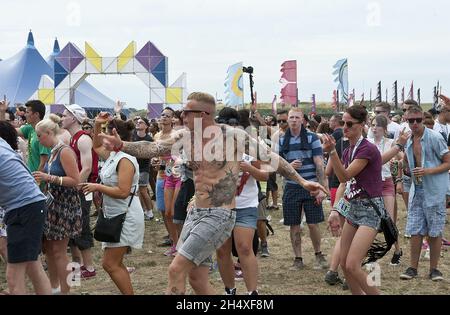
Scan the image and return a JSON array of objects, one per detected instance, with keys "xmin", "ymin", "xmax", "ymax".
[{"xmin": 99, "ymin": 92, "xmax": 328, "ymax": 295}]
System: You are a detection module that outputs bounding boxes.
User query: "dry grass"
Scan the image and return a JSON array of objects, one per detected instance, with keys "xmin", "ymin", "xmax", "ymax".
[{"xmin": 1, "ymin": 194, "xmax": 449, "ymax": 295}]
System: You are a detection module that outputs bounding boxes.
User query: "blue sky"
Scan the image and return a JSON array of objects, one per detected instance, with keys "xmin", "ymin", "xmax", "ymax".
[{"xmin": 1, "ymin": 0, "xmax": 449, "ymax": 108}]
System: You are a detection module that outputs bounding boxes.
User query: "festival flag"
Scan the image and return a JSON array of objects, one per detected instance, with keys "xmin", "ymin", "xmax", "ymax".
[
  {"xmin": 392, "ymin": 81, "xmax": 398, "ymax": 109},
  {"xmin": 376, "ymin": 81, "xmax": 382, "ymax": 102},
  {"xmin": 280, "ymin": 60, "xmax": 298, "ymax": 106},
  {"xmin": 333, "ymin": 59, "xmax": 348, "ymax": 104},
  {"xmin": 417, "ymin": 88, "xmax": 421, "ymax": 106},
  {"xmin": 311, "ymin": 94, "xmax": 316, "ymax": 114},
  {"xmin": 401, "ymin": 87, "xmax": 405, "ymax": 103},
  {"xmin": 348, "ymin": 92, "xmax": 354, "ymax": 107},
  {"xmin": 360, "ymin": 92, "xmax": 365, "ymax": 106},
  {"xmin": 386, "ymin": 88, "xmax": 388, "ymax": 103},
  {"xmin": 408, "ymin": 81, "xmax": 414, "ymax": 100},
  {"xmin": 369, "ymin": 88, "xmax": 372, "ymax": 107},
  {"xmin": 271, "ymin": 94, "xmax": 277, "ymax": 115},
  {"xmin": 224, "ymin": 62, "xmax": 244, "ymax": 107}
]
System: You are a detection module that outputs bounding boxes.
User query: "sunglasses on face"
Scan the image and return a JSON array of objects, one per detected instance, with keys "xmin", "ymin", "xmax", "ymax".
[
  {"xmin": 217, "ymin": 117, "xmax": 239, "ymax": 126},
  {"xmin": 371, "ymin": 124, "xmax": 382, "ymax": 128},
  {"xmin": 160, "ymin": 113, "xmax": 172, "ymax": 118},
  {"xmin": 181, "ymin": 109, "xmax": 210, "ymax": 115},
  {"xmin": 343, "ymin": 121, "xmax": 360, "ymax": 128},
  {"xmin": 82, "ymin": 126, "xmax": 92, "ymax": 130},
  {"xmin": 402, "ymin": 108, "xmax": 408, "ymax": 112},
  {"xmin": 374, "ymin": 110, "xmax": 387, "ymax": 115},
  {"xmin": 277, "ymin": 120, "xmax": 287, "ymax": 123},
  {"xmin": 407, "ymin": 118, "xmax": 423, "ymax": 124}
]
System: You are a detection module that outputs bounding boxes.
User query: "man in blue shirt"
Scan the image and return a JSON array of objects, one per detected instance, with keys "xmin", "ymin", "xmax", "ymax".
[
  {"xmin": 400, "ymin": 105, "xmax": 450, "ymax": 282},
  {"xmin": 0, "ymin": 135, "xmax": 51, "ymax": 295},
  {"xmin": 278, "ymin": 108, "xmax": 328, "ymax": 271}
]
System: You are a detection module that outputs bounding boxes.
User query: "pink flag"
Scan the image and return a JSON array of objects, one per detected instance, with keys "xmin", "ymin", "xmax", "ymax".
[
  {"xmin": 332, "ymin": 90, "xmax": 337, "ymax": 111},
  {"xmin": 272, "ymin": 94, "xmax": 277, "ymax": 115},
  {"xmin": 408, "ymin": 81, "xmax": 414, "ymax": 100},
  {"xmin": 311, "ymin": 94, "xmax": 316, "ymax": 114},
  {"xmin": 280, "ymin": 60, "xmax": 297, "ymax": 106}
]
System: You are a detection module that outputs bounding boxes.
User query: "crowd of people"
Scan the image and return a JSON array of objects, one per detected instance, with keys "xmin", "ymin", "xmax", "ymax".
[{"xmin": 0, "ymin": 92, "xmax": 449, "ymax": 295}]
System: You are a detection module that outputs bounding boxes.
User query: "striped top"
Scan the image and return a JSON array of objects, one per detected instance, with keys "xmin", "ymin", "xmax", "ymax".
[{"xmin": 279, "ymin": 130, "xmax": 323, "ymax": 184}]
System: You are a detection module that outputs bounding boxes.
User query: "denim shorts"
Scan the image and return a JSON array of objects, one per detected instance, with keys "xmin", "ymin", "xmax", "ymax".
[
  {"xmin": 346, "ymin": 197, "xmax": 384, "ymax": 231},
  {"xmin": 406, "ymin": 186, "xmax": 446, "ymax": 237},
  {"xmin": 155, "ymin": 177, "xmax": 165, "ymax": 212},
  {"xmin": 235, "ymin": 207, "xmax": 257, "ymax": 229},
  {"xmin": 0, "ymin": 207, "xmax": 6, "ymax": 237},
  {"xmin": 178, "ymin": 207, "xmax": 236, "ymax": 267},
  {"xmin": 402, "ymin": 175, "xmax": 412, "ymax": 193},
  {"xmin": 138, "ymin": 171, "xmax": 150, "ymax": 187}
]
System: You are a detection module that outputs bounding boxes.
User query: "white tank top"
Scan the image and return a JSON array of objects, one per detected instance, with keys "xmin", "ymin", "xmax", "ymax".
[{"xmin": 235, "ymin": 154, "xmax": 259, "ymax": 209}]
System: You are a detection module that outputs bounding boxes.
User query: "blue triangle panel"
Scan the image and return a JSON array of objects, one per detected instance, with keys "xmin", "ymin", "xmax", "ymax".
[
  {"xmin": 55, "ymin": 73, "xmax": 68, "ymax": 87},
  {"xmin": 152, "ymin": 58, "xmax": 166, "ymax": 73},
  {"xmin": 54, "ymin": 60, "xmax": 68, "ymax": 75},
  {"xmin": 153, "ymin": 71, "xmax": 166, "ymax": 87}
]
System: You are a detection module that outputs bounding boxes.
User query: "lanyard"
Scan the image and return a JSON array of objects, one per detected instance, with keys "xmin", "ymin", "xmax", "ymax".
[
  {"xmin": 349, "ymin": 136, "xmax": 364, "ymax": 163},
  {"xmin": 345, "ymin": 136, "xmax": 364, "ymax": 199}
]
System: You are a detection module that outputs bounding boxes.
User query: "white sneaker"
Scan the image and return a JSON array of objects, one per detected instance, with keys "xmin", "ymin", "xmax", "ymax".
[{"xmin": 145, "ymin": 210, "xmax": 154, "ymax": 221}]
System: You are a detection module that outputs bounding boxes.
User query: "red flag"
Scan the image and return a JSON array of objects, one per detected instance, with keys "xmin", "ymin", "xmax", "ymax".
[
  {"xmin": 332, "ymin": 90, "xmax": 337, "ymax": 111},
  {"xmin": 280, "ymin": 60, "xmax": 297, "ymax": 106}
]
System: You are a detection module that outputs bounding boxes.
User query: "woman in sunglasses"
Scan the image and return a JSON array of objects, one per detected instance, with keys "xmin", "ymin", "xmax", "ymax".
[
  {"xmin": 368, "ymin": 115, "xmax": 410, "ymax": 265},
  {"xmin": 322, "ymin": 105, "xmax": 389, "ymax": 295}
]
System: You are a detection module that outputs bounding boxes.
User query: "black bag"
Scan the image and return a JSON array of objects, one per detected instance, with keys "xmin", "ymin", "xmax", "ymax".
[
  {"xmin": 94, "ymin": 186, "xmax": 136, "ymax": 243},
  {"xmin": 362, "ymin": 194, "xmax": 399, "ymax": 265}
]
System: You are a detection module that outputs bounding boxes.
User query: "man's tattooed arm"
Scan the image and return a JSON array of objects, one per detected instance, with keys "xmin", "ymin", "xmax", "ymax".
[
  {"xmin": 314, "ymin": 156, "xmax": 327, "ymax": 188},
  {"xmin": 122, "ymin": 130, "xmax": 185, "ymax": 159}
]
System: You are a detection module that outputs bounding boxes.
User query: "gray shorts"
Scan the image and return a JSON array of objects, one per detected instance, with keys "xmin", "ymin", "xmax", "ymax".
[
  {"xmin": 178, "ymin": 207, "xmax": 236, "ymax": 267},
  {"xmin": 406, "ymin": 186, "xmax": 446, "ymax": 237},
  {"xmin": 346, "ymin": 197, "xmax": 385, "ymax": 231},
  {"xmin": 139, "ymin": 171, "xmax": 150, "ymax": 187}
]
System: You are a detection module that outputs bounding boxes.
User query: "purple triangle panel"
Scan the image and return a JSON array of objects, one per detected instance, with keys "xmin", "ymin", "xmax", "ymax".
[
  {"xmin": 152, "ymin": 57, "xmax": 166, "ymax": 73},
  {"xmin": 58, "ymin": 43, "xmax": 72, "ymax": 58},
  {"xmin": 50, "ymin": 104, "xmax": 65, "ymax": 114},
  {"xmin": 136, "ymin": 42, "xmax": 151, "ymax": 58},
  {"xmin": 69, "ymin": 56, "xmax": 84, "ymax": 72},
  {"xmin": 68, "ymin": 42, "xmax": 84, "ymax": 59},
  {"xmin": 149, "ymin": 56, "xmax": 165, "ymax": 71},
  {"xmin": 147, "ymin": 103, "xmax": 164, "ymax": 119},
  {"xmin": 149, "ymin": 42, "xmax": 164, "ymax": 57},
  {"xmin": 136, "ymin": 56, "xmax": 151, "ymax": 72},
  {"xmin": 55, "ymin": 56, "xmax": 71, "ymax": 72}
]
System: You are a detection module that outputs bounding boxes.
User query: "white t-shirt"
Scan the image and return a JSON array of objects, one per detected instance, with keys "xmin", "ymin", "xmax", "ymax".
[
  {"xmin": 433, "ymin": 120, "xmax": 450, "ymax": 141},
  {"xmin": 235, "ymin": 154, "xmax": 259, "ymax": 209},
  {"xmin": 368, "ymin": 137, "xmax": 394, "ymax": 180}
]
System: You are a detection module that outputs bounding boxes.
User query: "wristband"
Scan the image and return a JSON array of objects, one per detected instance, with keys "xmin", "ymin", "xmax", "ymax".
[
  {"xmin": 329, "ymin": 149, "xmax": 337, "ymax": 156},
  {"xmin": 59, "ymin": 177, "xmax": 63, "ymax": 186},
  {"xmin": 114, "ymin": 141, "xmax": 124, "ymax": 152},
  {"xmin": 395, "ymin": 143, "xmax": 404, "ymax": 151}
]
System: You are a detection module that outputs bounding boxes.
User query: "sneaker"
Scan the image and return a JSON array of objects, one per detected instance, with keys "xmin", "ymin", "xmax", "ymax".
[
  {"xmin": 260, "ymin": 243, "xmax": 270, "ymax": 258},
  {"xmin": 390, "ymin": 250, "xmax": 403, "ymax": 266},
  {"xmin": 80, "ymin": 267, "xmax": 96, "ymax": 279},
  {"xmin": 429, "ymin": 268, "xmax": 444, "ymax": 281},
  {"xmin": 324, "ymin": 270, "xmax": 343, "ymax": 285},
  {"xmin": 400, "ymin": 267, "xmax": 418, "ymax": 280},
  {"xmin": 341, "ymin": 280, "xmax": 349, "ymax": 290},
  {"xmin": 235, "ymin": 270, "xmax": 244, "ymax": 281},
  {"xmin": 224, "ymin": 287, "xmax": 236, "ymax": 295},
  {"xmin": 144, "ymin": 211, "xmax": 154, "ymax": 221},
  {"xmin": 157, "ymin": 239, "xmax": 173, "ymax": 247},
  {"xmin": 164, "ymin": 245, "xmax": 177, "ymax": 257},
  {"xmin": 314, "ymin": 252, "xmax": 329, "ymax": 270},
  {"xmin": 289, "ymin": 258, "xmax": 304, "ymax": 270}
]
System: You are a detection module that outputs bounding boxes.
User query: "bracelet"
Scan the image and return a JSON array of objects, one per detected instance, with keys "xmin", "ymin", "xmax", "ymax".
[
  {"xmin": 329, "ymin": 149, "xmax": 337, "ymax": 156},
  {"xmin": 59, "ymin": 177, "xmax": 63, "ymax": 186},
  {"xmin": 113, "ymin": 141, "xmax": 124, "ymax": 152},
  {"xmin": 395, "ymin": 143, "xmax": 404, "ymax": 151}
]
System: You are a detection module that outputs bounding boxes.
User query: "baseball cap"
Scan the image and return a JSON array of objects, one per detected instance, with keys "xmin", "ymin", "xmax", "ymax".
[{"xmin": 64, "ymin": 104, "xmax": 87, "ymax": 124}]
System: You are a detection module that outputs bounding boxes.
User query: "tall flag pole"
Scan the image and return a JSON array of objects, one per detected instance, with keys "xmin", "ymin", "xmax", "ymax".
[
  {"xmin": 348, "ymin": 92, "xmax": 354, "ymax": 107},
  {"xmin": 433, "ymin": 86, "xmax": 438, "ymax": 109},
  {"xmin": 369, "ymin": 88, "xmax": 372, "ymax": 108},
  {"xmin": 360, "ymin": 92, "xmax": 365, "ymax": 106},
  {"xmin": 393, "ymin": 81, "xmax": 398, "ymax": 109},
  {"xmin": 401, "ymin": 87, "xmax": 405, "ymax": 103},
  {"xmin": 336, "ymin": 90, "xmax": 340, "ymax": 112},
  {"xmin": 333, "ymin": 58, "xmax": 349, "ymax": 104},
  {"xmin": 280, "ymin": 60, "xmax": 298, "ymax": 107},
  {"xmin": 417, "ymin": 88, "xmax": 421, "ymax": 106},
  {"xmin": 376, "ymin": 81, "xmax": 382, "ymax": 102},
  {"xmin": 385, "ymin": 88, "xmax": 388, "ymax": 103},
  {"xmin": 271, "ymin": 94, "xmax": 277, "ymax": 115},
  {"xmin": 311, "ymin": 94, "xmax": 317, "ymax": 114},
  {"xmin": 408, "ymin": 81, "xmax": 414, "ymax": 100},
  {"xmin": 224, "ymin": 62, "xmax": 244, "ymax": 107}
]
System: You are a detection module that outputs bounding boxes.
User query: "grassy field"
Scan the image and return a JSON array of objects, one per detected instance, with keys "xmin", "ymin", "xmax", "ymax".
[{"xmin": 1, "ymin": 182, "xmax": 448, "ymax": 295}]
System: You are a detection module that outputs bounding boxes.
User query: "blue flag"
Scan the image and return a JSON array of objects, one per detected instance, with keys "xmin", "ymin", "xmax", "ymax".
[
  {"xmin": 224, "ymin": 62, "xmax": 243, "ymax": 106},
  {"xmin": 333, "ymin": 58, "xmax": 348, "ymax": 104}
]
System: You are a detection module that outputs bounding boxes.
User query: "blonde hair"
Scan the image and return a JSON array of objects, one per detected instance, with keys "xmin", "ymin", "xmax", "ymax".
[
  {"xmin": 187, "ymin": 92, "xmax": 216, "ymax": 107},
  {"xmin": 36, "ymin": 114, "xmax": 60, "ymax": 135}
]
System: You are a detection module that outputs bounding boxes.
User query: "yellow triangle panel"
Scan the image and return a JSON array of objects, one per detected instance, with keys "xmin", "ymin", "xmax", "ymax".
[
  {"xmin": 166, "ymin": 88, "xmax": 182, "ymax": 104},
  {"xmin": 38, "ymin": 89, "xmax": 55, "ymax": 105},
  {"xmin": 118, "ymin": 41, "xmax": 135, "ymax": 72},
  {"xmin": 85, "ymin": 42, "xmax": 102, "ymax": 72}
]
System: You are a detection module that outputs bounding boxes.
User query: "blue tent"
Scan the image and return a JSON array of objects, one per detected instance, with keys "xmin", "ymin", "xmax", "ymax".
[{"xmin": 0, "ymin": 31, "xmax": 115, "ymax": 112}]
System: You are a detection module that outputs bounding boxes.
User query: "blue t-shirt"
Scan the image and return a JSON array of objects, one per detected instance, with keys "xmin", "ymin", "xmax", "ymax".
[
  {"xmin": 279, "ymin": 130, "xmax": 323, "ymax": 184},
  {"xmin": 0, "ymin": 138, "xmax": 46, "ymax": 213}
]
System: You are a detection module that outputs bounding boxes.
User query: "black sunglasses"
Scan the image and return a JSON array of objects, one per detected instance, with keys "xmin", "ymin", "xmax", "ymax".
[
  {"xmin": 402, "ymin": 108, "xmax": 407, "ymax": 112},
  {"xmin": 277, "ymin": 119, "xmax": 287, "ymax": 123},
  {"xmin": 343, "ymin": 120, "xmax": 360, "ymax": 128},
  {"xmin": 82, "ymin": 126, "xmax": 92, "ymax": 130},
  {"xmin": 374, "ymin": 110, "xmax": 387, "ymax": 114},
  {"xmin": 182, "ymin": 109, "xmax": 210, "ymax": 115},
  {"xmin": 217, "ymin": 117, "xmax": 239, "ymax": 126},
  {"xmin": 407, "ymin": 118, "xmax": 423, "ymax": 124}
]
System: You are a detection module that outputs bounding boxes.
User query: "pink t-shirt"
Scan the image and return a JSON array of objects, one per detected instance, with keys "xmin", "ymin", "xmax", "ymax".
[{"xmin": 343, "ymin": 138, "xmax": 383, "ymax": 199}]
